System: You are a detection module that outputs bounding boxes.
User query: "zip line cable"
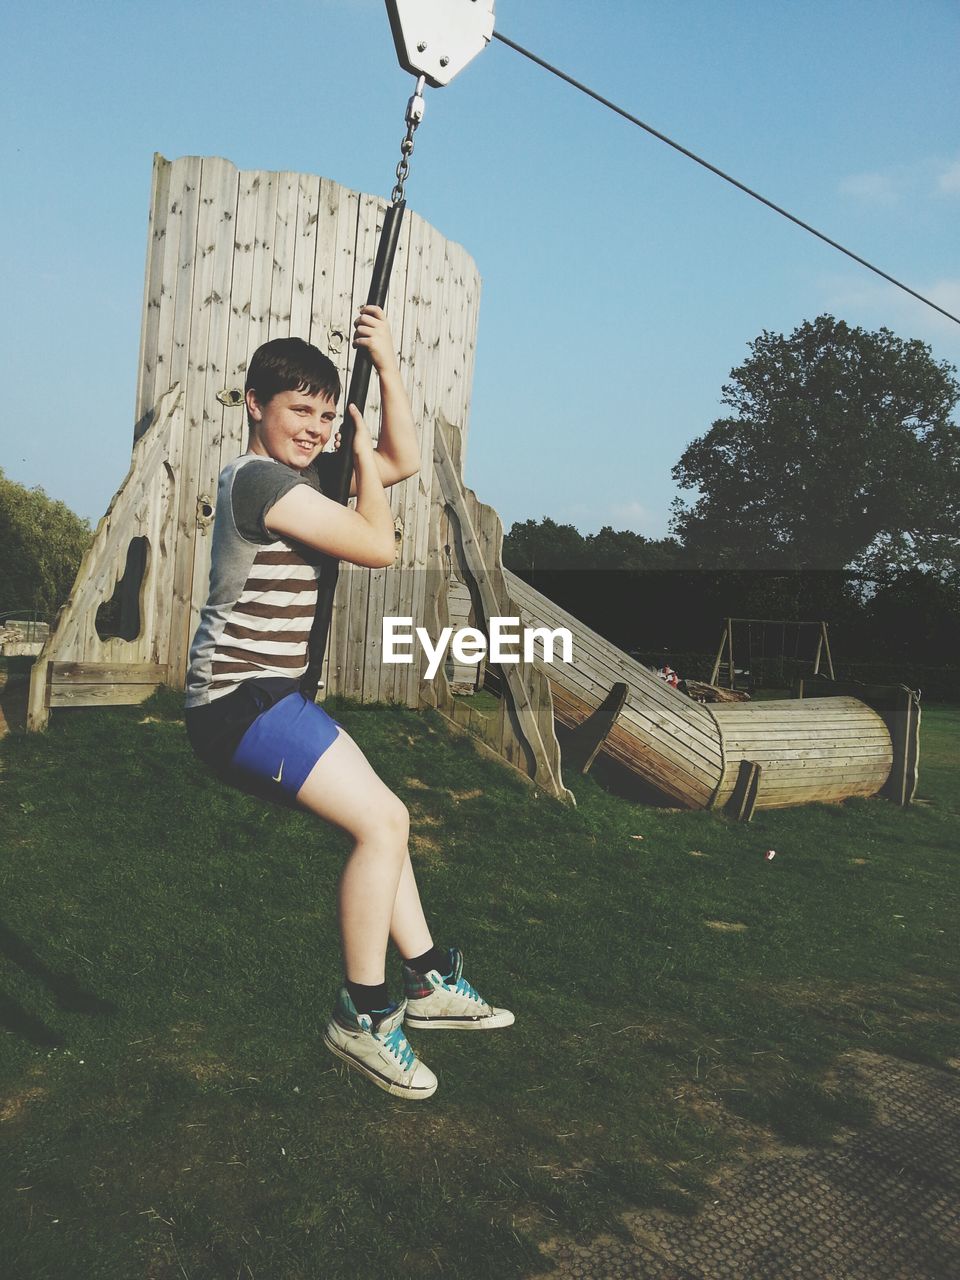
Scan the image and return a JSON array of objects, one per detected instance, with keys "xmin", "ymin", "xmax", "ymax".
[{"xmin": 492, "ymin": 30, "xmax": 960, "ymax": 329}]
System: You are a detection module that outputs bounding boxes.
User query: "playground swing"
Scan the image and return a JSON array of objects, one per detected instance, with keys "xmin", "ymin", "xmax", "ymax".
[{"xmin": 711, "ymin": 618, "xmax": 836, "ymax": 692}]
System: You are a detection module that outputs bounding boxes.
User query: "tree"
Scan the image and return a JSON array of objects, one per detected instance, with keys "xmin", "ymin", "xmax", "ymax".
[
  {"xmin": 502, "ymin": 517, "xmax": 684, "ymax": 572},
  {"xmin": 501, "ymin": 517, "xmax": 589, "ymax": 571},
  {"xmin": 670, "ymin": 315, "xmax": 960, "ymax": 572},
  {"xmin": 0, "ymin": 468, "xmax": 91, "ymax": 618}
]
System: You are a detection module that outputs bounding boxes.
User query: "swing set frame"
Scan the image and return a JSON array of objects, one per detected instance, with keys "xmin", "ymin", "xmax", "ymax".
[{"xmin": 710, "ymin": 618, "xmax": 835, "ymax": 692}]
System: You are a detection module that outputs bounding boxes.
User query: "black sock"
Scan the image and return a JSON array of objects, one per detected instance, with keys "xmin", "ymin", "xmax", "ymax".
[
  {"xmin": 346, "ymin": 980, "xmax": 391, "ymax": 1017},
  {"xmin": 404, "ymin": 945, "xmax": 450, "ymax": 976}
]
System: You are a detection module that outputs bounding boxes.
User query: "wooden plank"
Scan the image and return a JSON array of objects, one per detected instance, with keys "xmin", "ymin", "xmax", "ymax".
[
  {"xmin": 727, "ymin": 760, "xmax": 762, "ymax": 821},
  {"xmin": 710, "ymin": 626, "xmax": 726, "ymax": 687},
  {"xmin": 712, "ymin": 701, "xmax": 883, "ymax": 719},
  {"xmin": 185, "ymin": 158, "xmax": 242, "ymax": 682},
  {"xmin": 308, "ymin": 176, "xmax": 343, "ymax": 356},
  {"xmin": 268, "ymin": 170, "xmax": 300, "ymax": 338},
  {"xmin": 757, "ymin": 768, "xmax": 892, "ymax": 789},
  {"xmin": 136, "ymin": 154, "xmax": 172, "ymax": 419},
  {"xmin": 548, "ymin": 659, "xmax": 724, "ymax": 778},
  {"xmin": 523, "ymin": 620, "xmax": 723, "ymax": 753},
  {"xmin": 549, "ymin": 682, "xmax": 721, "ymax": 792},
  {"xmin": 564, "ymin": 680, "xmax": 628, "ymax": 775},
  {"xmin": 50, "ymin": 662, "xmax": 167, "ymax": 683},
  {"xmin": 165, "ymin": 156, "xmax": 205, "ymax": 685},
  {"xmin": 361, "ymin": 562, "xmax": 389, "ymax": 703},
  {"xmin": 718, "ymin": 750, "xmax": 892, "ymax": 769},
  {"xmin": 457, "ymin": 241, "xmax": 481, "ymax": 459},
  {"xmin": 713, "ymin": 760, "xmax": 892, "ymax": 808},
  {"xmin": 246, "ymin": 170, "xmax": 280, "ymax": 359},
  {"xmin": 754, "ymin": 768, "xmax": 891, "ymax": 790},
  {"xmin": 433, "ymin": 422, "xmax": 572, "ymax": 802},
  {"xmin": 717, "ymin": 725, "xmax": 892, "ymax": 743},
  {"xmin": 142, "ymin": 155, "xmax": 187, "ymax": 420},
  {"xmin": 550, "ymin": 683, "xmax": 715, "ymax": 806},
  {"xmin": 26, "ymin": 658, "xmax": 52, "ymax": 733},
  {"xmin": 48, "ymin": 683, "xmax": 163, "ymax": 709},
  {"xmin": 409, "ymin": 231, "xmax": 462, "ymax": 712},
  {"xmin": 219, "ymin": 166, "xmax": 264, "ymax": 470},
  {"xmin": 290, "ymin": 173, "xmax": 321, "ymax": 339},
  {"xmin": 440, "ymin": 240, "xmax": 468, "ymax": 433}
]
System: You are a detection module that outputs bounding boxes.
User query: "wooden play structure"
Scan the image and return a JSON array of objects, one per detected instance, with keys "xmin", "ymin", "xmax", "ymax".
[{"xmin": 27, "ymin": 154, "xmax": 919, "ymax": 816}]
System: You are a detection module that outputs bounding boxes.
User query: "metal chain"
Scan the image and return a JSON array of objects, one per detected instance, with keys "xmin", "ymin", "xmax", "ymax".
[{"xmin": 391, "ymin": 76, "xmax": 426, "ymax": 204}]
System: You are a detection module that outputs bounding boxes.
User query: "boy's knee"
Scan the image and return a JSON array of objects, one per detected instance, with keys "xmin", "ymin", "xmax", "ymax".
[
  {"xmin": 355, "ymin": 791, "xmax": 408, "ymax": 846},
  {"xmin": 382, "ymin": 794, "xmax": 410, "ymax": 844}
]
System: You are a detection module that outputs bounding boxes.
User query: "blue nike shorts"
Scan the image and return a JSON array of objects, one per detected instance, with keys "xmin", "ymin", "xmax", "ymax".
[{"xmin": 230, "ymin": 691, "xmax": 341, "ymax": 801}]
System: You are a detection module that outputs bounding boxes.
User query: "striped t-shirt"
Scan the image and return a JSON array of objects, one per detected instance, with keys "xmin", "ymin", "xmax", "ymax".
[{"xmin": 185, "ymin": 453, "xmax": 334, "ymax": 707}]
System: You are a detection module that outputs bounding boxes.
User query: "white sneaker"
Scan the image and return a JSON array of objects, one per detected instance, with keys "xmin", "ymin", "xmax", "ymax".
[
  {"xmin": 323, "ymin": 990, "xmax": 438, "ymax": 1100},
  {"xmin": 402, "ymin": 949, "xmax": 516, "ymax": 1031}
]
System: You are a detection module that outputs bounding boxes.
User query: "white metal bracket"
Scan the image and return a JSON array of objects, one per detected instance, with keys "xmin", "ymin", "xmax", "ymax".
[{"xmin": 385, "ymin": 0, "xmax": 495, "ymax": 88}]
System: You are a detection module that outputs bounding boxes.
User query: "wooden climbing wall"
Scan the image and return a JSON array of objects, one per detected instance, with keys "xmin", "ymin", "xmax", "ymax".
[{"xmin": 135, "ymin": 153, "xmax": 481, "ymax": 701}]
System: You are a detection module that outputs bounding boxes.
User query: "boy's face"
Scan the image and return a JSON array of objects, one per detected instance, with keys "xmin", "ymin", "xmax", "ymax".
[{"xmin": 246, "ymin": 387, "xmax": 338, "ymax": 470}]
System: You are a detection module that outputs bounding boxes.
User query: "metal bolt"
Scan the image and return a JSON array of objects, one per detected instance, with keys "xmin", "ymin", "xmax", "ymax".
[
  {"xmin": 417, "ymin": 41, "xmax": 427, "ymax": 52},
  {"xmin": 439, "ymin": 56, "xmax": 449, "ymax": 67}
]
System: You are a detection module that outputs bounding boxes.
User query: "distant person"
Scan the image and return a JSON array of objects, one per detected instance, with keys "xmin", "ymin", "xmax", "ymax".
[{"xmin": 183, "ymin": 312, "xmax": 512, "ymax": 1100}]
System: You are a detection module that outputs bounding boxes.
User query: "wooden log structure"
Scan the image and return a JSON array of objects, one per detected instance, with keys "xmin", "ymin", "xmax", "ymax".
[
  {"xmin": 30, "ymin": 156, "xmax": 481, "ymax": 729},
  {"xmin": 709, "ymin": 697, "xmax": 893, "ymax": 811},
  {"xmin": 503, "ymin": 570, "xmax": 899, "ymax": 813}
]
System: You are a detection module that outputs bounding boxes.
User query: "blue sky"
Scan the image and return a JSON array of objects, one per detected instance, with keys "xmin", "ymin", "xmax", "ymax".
[{"xmin": 2, "ymin": 0, "xmax": 958, "ymax": 539}]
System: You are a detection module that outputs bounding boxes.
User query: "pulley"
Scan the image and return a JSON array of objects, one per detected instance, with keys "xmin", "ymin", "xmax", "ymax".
[{"xmin": 385, "ymin": 0, "xmax": 495, "ymax": 88}]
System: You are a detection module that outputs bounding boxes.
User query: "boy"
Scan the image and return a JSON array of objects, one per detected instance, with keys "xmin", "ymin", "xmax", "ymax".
[{"xmin": 184, "ymin": 307, "xmax": 513, "ymax": 1100}]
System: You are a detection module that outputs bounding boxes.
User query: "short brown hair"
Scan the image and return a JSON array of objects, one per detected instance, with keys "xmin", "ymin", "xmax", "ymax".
[{"xmin": 245, "ymin": 337, "xmax": 341, "ymax": 427}]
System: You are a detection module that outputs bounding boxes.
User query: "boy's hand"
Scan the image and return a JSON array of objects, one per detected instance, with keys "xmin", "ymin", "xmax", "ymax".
[
  {"xmin": 352, "ymin": 304, "xmax": 397, "ymax": 373},
  {"xmin": 347, "ymin": 403, "xmax": 375, "ymax": 458}
]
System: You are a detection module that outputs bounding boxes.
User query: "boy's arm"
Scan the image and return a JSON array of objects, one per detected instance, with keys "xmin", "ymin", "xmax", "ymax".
[
  {"xmin": 267, "ymin": 406, "xmax": 396, "ymax": 568},
  {"xmin": 349, "ymin": 305, "xmax": 420, "ymax": 493}
]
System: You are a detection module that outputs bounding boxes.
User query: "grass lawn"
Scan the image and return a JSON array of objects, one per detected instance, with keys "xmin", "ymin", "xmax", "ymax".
[{"xmin": 1, "ymin": 692, "xmax": 958, "ymax": 1279}]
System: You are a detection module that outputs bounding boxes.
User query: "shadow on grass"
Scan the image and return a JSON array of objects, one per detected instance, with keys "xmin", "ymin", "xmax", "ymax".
[{"xmin": 0, "ymin": 919, "xmax": 117, "ymax": 1045}]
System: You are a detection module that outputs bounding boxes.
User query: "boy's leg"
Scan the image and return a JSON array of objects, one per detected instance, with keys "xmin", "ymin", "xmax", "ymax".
[
  {"xmin": 293, "ymin": 725, "xmax": 512, "ymax": 1051},
  {"xmin": 294, "ymin": 729, "xmax": 409, "ymax": 985},
  {"xmin": 389, "ymin": 851, "xmax": 434, "ymax": 961},
  {"xmin": 295, "ymin": 729, "xmax": 438, "ymax": 1098}
]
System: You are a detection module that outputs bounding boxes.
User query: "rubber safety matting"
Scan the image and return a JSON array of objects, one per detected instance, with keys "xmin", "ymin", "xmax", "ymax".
[{"xmin": 533, "ymin": 1052, "xmax": 960, "ymax": 1280}]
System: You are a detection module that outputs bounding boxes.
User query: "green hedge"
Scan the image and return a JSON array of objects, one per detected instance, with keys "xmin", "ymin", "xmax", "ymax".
[{"xmin": 627, "ymin": 649, "xmax": 960, "ymax": 702}]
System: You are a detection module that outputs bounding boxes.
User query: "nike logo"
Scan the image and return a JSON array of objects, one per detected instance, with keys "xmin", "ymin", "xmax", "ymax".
[{"xmin": 272, "ymin": 760, "xmax": 284, "ymax": 783}]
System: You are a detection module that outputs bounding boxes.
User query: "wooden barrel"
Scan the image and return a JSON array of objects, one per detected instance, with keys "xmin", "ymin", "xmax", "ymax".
[
  {"xmin": 709, "ymin": 697, "xmax": 893, "ymax": 809},
  {"xmin": 503, "ymin": 572, "xmax": 894, "ymax": 812}
]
